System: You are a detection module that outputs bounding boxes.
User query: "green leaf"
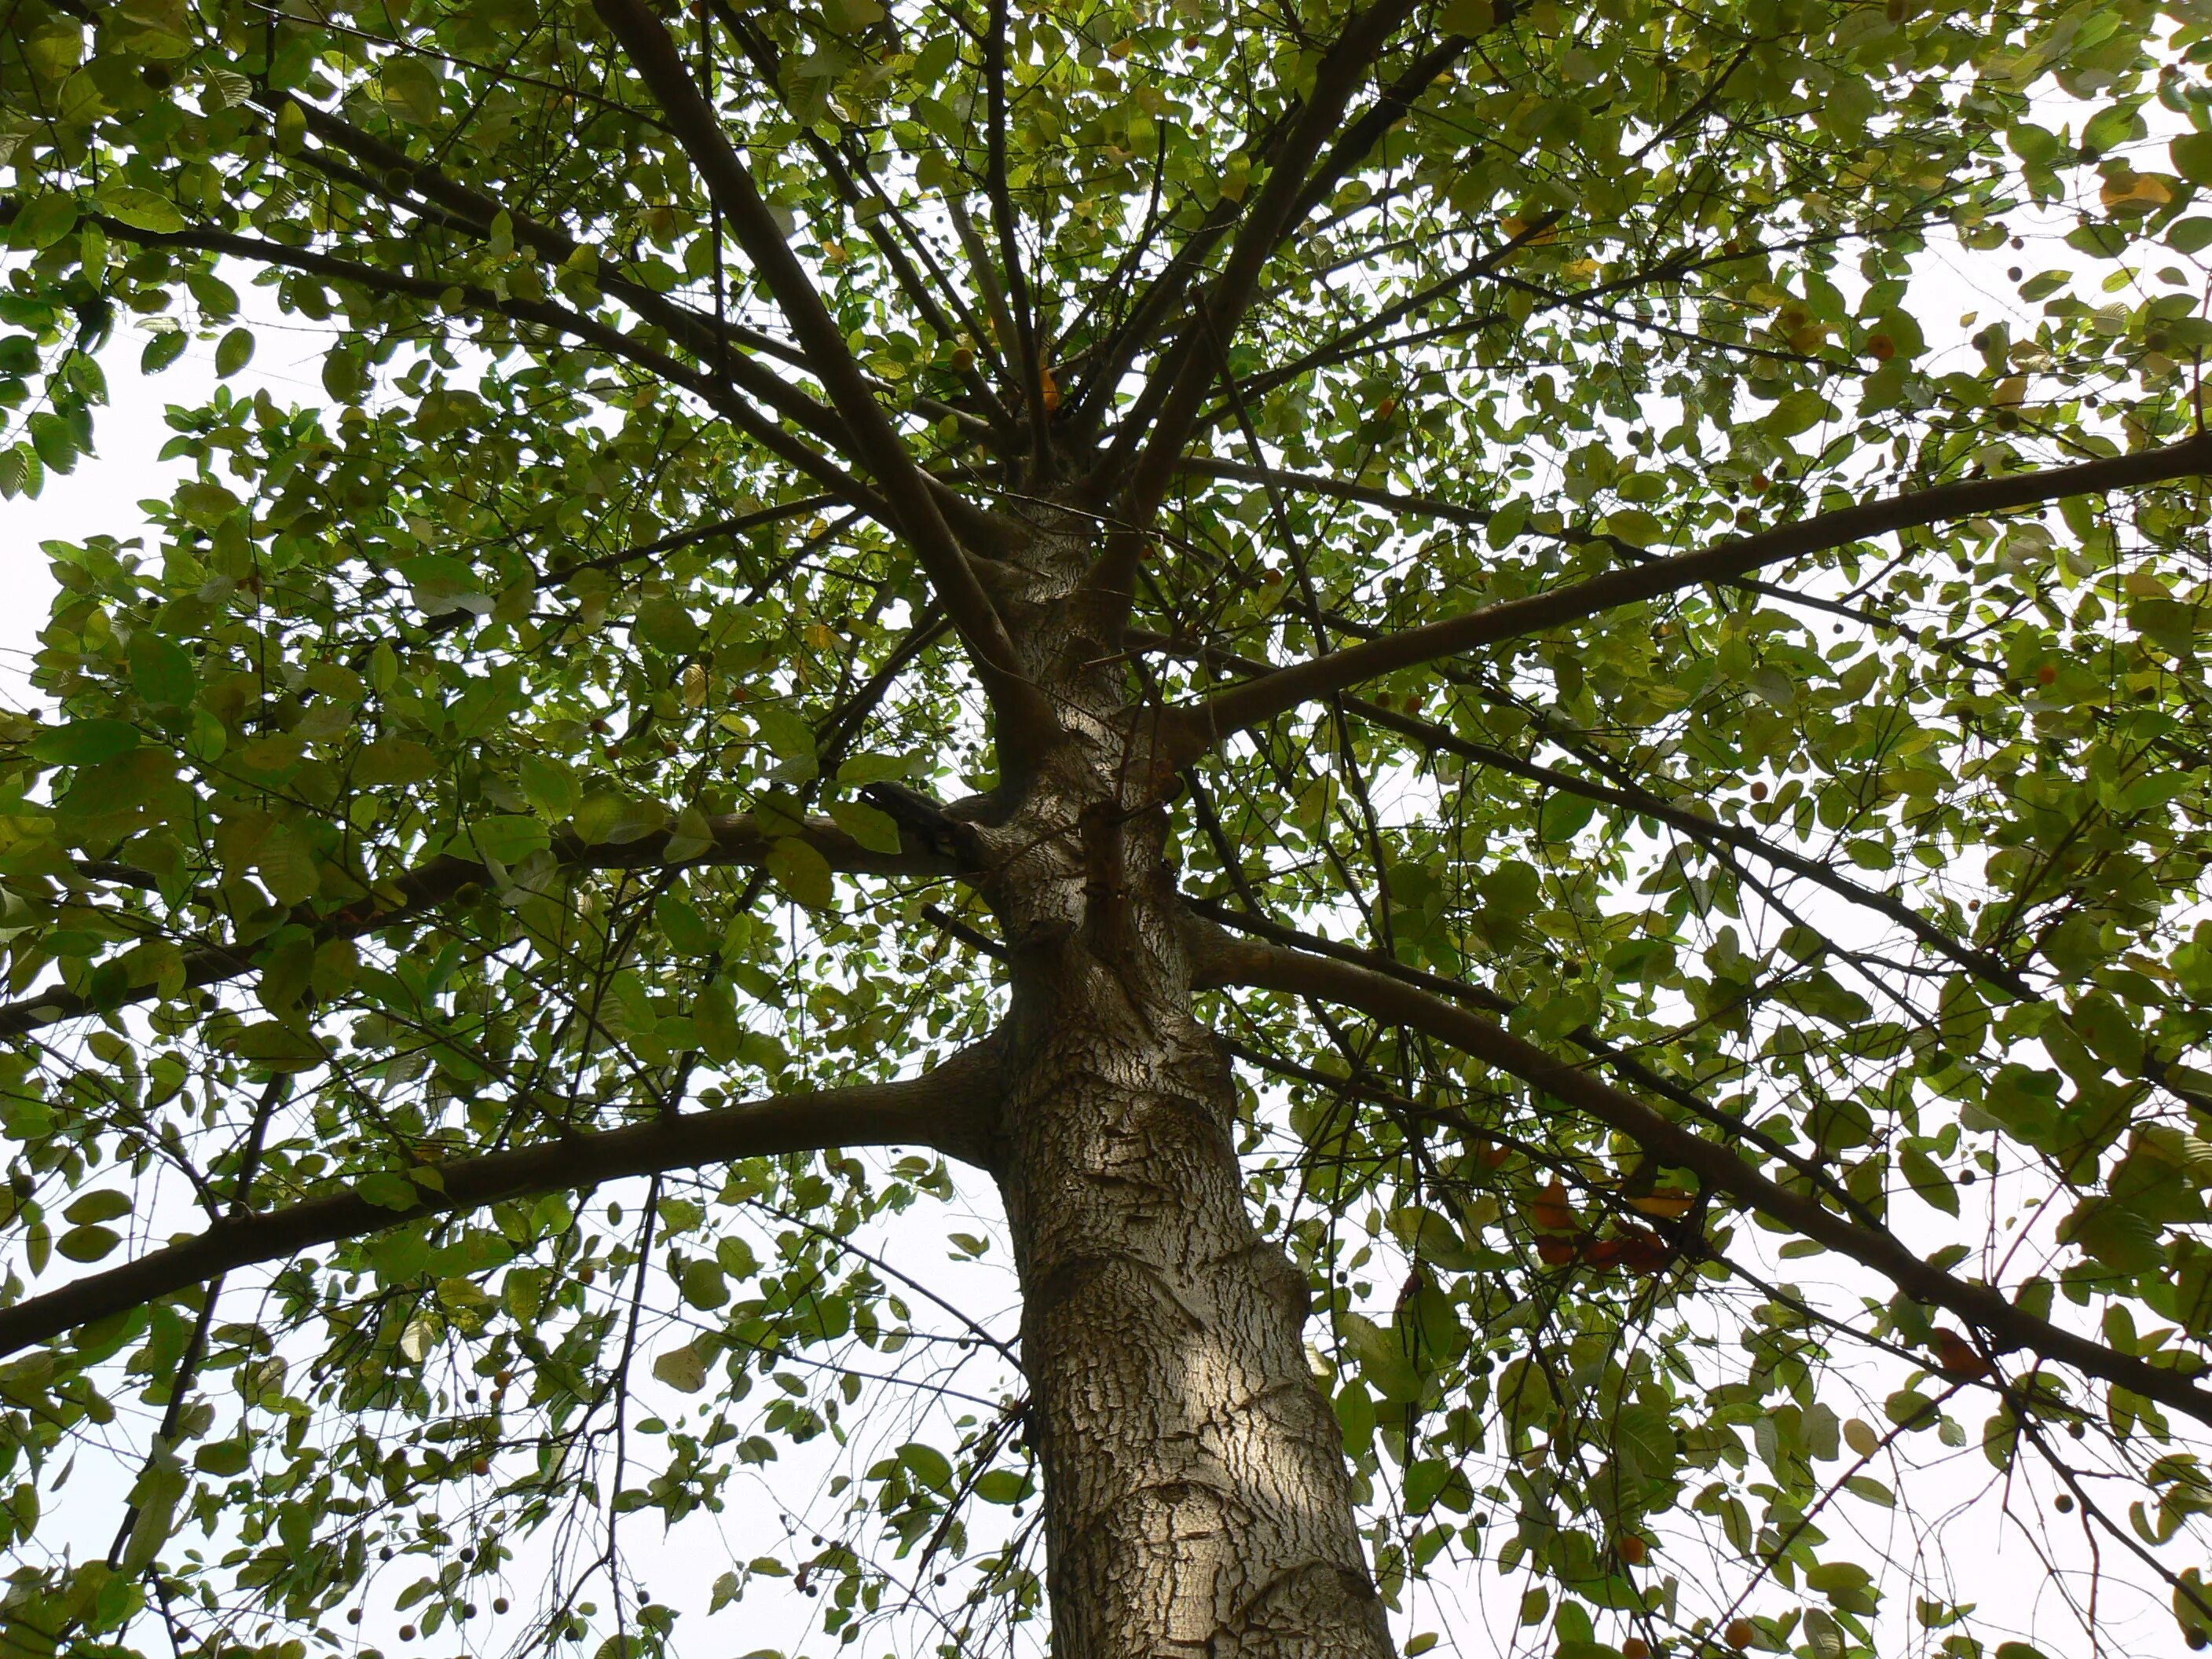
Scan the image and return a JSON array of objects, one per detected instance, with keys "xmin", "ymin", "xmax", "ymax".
[
  {"xmin": 62, "ymin": 1190, "xmax": 130, "ymax": 1225},
  {"xmin": 354, "ymin": 738, "xmax": 441, "ymax": 786},
  {"xmin": 193, "ymin": 1440, "xmax": 251, "ymax": 1477},
  {"xmin": 518, "ymin": 753, "xmax": 580, "ymax": 819},
  {"xmin": 30, "ymin": 719, "xmax": 139, "ymax": 765},
  {"xmin": 353, "ymin": 1171, "xmax": 420, "ymax": 1210},
  {"xmin": 29, "ymin": 412, "xmax": 76, "ymax": 474},
  {"xmin": 767, "ymin": 837, "xmax": 834, "ymax": 908},
  {"xmin": 1900, "ymin": 1144, "xmax": 1959, "ymax": 1216},
  {"xmin": 826, "ymin": 798, "xmax": 903, "ymax": 855},
  {"xmin": 140, "ymin": 328, "xmax": 189, "ymax": 375},
  {"xmin": 225, "ymin": 1022, "xmax": 326, "ymax": 1071},
  {"xmin": 679, "ymin": 1258, "xmax": 728, "ymax": 1309},
  {"xmin": 2175, "ymin": 133, "xmax": 2212, "ymax": 185},
  {"xmin": 128, "ymin": 632, "xmax": 196, "ymax": 709},
  {"xmin": 471, "ymin": 815, "xmax": 551, "ymax": 865},
  {"xmin": 213, "ymin": 327, "xmax": 254, "ymax": 379},
  {"xmin": 9, "ymin": 195, "xmax": 79, "ymax": 249},
  {"xmin": 896, "ymin": 1442, "xmax": 953, "ymax": 1493},
  {"xmin": 57, "ymin": 1224, "xmax": 121, "ymax": 1262},
  {"xmin": 97, "ymin": 186, "xmax": 185, "ymax": 233},
  {"xmin": 752, "ymin": 705, "xmax": 816, "ymax": 761},
  {"xmin": 1766, "ymin": 387, "xmax": 1838, "ymax": 438},
  {"xmin": 634, "ymin": 595, "xmax": 701, "ymax": 654},
  {"xmin": 574, "ymin": 794, "xmax": 667, "ymax": 845},
  {"xmin": 1536, "ymin": 792, "xmax": 1596, "ymax": 843},
  {"xmin": 652, "ymin": 1342, "xmax": 709, "ymax": 1393}
]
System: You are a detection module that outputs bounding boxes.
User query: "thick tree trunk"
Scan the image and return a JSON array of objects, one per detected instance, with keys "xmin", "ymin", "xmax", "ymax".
[
  {"xmin": 973, "ymin": 506, "xmax": 1395, "ymax": 1658},
  {"xmin": 994, "ymin": 969, "xmax": 1393, "ymax": 1658}
]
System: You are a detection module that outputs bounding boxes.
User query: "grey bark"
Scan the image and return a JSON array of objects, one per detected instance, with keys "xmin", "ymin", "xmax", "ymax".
[{"xmin": 972, "ymin": 510, "xmax": 1395, "ymax": 1659}]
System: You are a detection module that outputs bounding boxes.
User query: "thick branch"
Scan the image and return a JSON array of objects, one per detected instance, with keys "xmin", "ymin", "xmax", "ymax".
[
  {"xmin": 592, "ymin": 0, "xmax": 1046, "ymax": 738},
  {"xmin": 1114, "ymin": 0, "xmax": 1423, "ymax": 526},
  {"xmin": 983, "ymin": 0, "xmax": 1049, "ymax": 464},
  {"xmin": 1181, "ymin": 894, "xmax": 1877, "ymax": 1223},
  {"xmin": 272, "ymin": 93, "xmax": 862, "ymax": 449},
  {"xmin": 0, "ymin": 811, "xmax": 965, "ymax": 1042},
  {"xmin": 0, "ymin": 1046, "xmax": 1003, "ymax": 1361},
  {"xmin": 1170, "ymin": 433, "xmax": 2212, "ymax": 760},
  {"xmin": 1189, "ymin": 922, "xmax": 2212, "ymax": 1430}
]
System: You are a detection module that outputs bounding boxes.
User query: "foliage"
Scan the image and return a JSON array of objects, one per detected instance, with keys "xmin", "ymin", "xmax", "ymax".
[{"xmin": 4, "ymin": 0, "xmax": 2212, "ymax": 1655}]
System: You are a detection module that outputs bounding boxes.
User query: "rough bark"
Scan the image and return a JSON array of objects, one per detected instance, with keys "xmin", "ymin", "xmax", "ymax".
[{"xmin": 971, "ymin": 509, "xmax": 1395, "ymax": 1659}]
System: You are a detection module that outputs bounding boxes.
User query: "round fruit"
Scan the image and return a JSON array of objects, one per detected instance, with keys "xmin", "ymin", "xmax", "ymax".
[
  {"xmin": 1726, "ymin": 1618, "xmax": 1756, "ymax": 1650},
  {"xmin": 1622, "ymin": 1640, "xmax": 1653, "ymax": 1659},
  {"xmin": 1616, "ymin": 1534, "xmax": 1649, "ymax": 1565}
]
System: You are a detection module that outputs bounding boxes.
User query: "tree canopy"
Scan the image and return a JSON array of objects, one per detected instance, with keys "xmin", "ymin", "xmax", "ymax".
[{"xmin": 7, "ymin": 0, "xmax": 2212, "ymax": 1654}]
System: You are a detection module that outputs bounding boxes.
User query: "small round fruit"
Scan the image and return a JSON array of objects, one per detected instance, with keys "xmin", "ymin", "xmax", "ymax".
[
  {"xmin": 1616, "ymin": 1535, "xmax": 1649, "ymax": 1565},
  {"xmin": 2054, "ymin": 1493, "xmax": 2074, "ymax": 1512},
  {"xmin": 1622, "ymin": 1639, "xmax": 1653, "ymax": 1659},
  {"xmin": 1725, "ymin": 1618, "xmax": 1756, "ymax": 1650}
]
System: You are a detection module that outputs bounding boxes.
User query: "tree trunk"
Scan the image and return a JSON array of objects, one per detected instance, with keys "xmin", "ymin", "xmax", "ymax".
[{"xmin": 975, "ymin": 507, "xmax": 1396, "ymax": 1659}]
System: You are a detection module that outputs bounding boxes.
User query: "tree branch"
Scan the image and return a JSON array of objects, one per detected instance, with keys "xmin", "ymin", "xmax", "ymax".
[
  {"xmin": 0, "ymin": 809, "xmax": 968, "ymax": 1042},
  {"xmin": 1175, "ymin": 456, "xmax": 1489, "ymax": 526},
  {"xmin": 271, "ymin": 92, "xmax": 862, "ymax": 450},
  {"xmin": 983, "ymin": 0, "xmax": 1049, "ymax": 466},
  {"xmin": 65, "ymin": 210, "xmax": 887, "ymax": 518},
  {"xmin": 1181, "ymin": 894, "xmax": 1877, "ymax": 1225},
  {"xmin": 1167, "ymin": 433, "xmax": 2212, "ymax": 760},
  {"xmin": 1110, "ymin": 0, "xmax": 1423, "ymax": 526},
  {"xmin": 591, "ymin": 0, "xmax": 1050, "ymax": 744},
  {"xmin": 1186, "ymin": 921, "xmax": 2212, "ymax": 1430},
  {"xmin": 0, "ymin": 1045, "xmax": 1005, "ymax": 1361}
]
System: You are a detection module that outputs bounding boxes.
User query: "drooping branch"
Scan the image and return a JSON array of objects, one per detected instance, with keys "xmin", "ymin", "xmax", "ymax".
[
  {"xmin": 1145, "ymin": 628, "xmax": 2023, "ymax": 1000},
  {"xmin": 1167, "ymin": 432, "xmax": 2212, "ymax": 760},
  {"xmin": 0, "ymin": 809, "xmax": 968, "ymax": 1042},
  {"xmin": 1188, "ymin": 920, "xmax": 2212, "ymax": 1431},
  {"xmin": 1180, "ymin": 899, "xmax": 1879, "ymax": 1227},
  {"xmin": 0, "ymin": 1045, "xmax": 1005, "ymax": 1361},
  {"xmin": 592, "ymin": 0, "xmax": 1049, "ymax": 742}
]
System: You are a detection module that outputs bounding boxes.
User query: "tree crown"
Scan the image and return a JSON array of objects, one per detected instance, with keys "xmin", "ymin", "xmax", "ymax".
[{"xmin": 5, "ymin": 0, "xmax": 2212, "ymax": 1654}]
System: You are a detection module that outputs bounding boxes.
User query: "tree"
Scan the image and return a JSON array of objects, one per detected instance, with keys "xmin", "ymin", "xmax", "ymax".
[{"xmin": 6, "ymin": 0, "xmax": 2212, "ymax": 1653}]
